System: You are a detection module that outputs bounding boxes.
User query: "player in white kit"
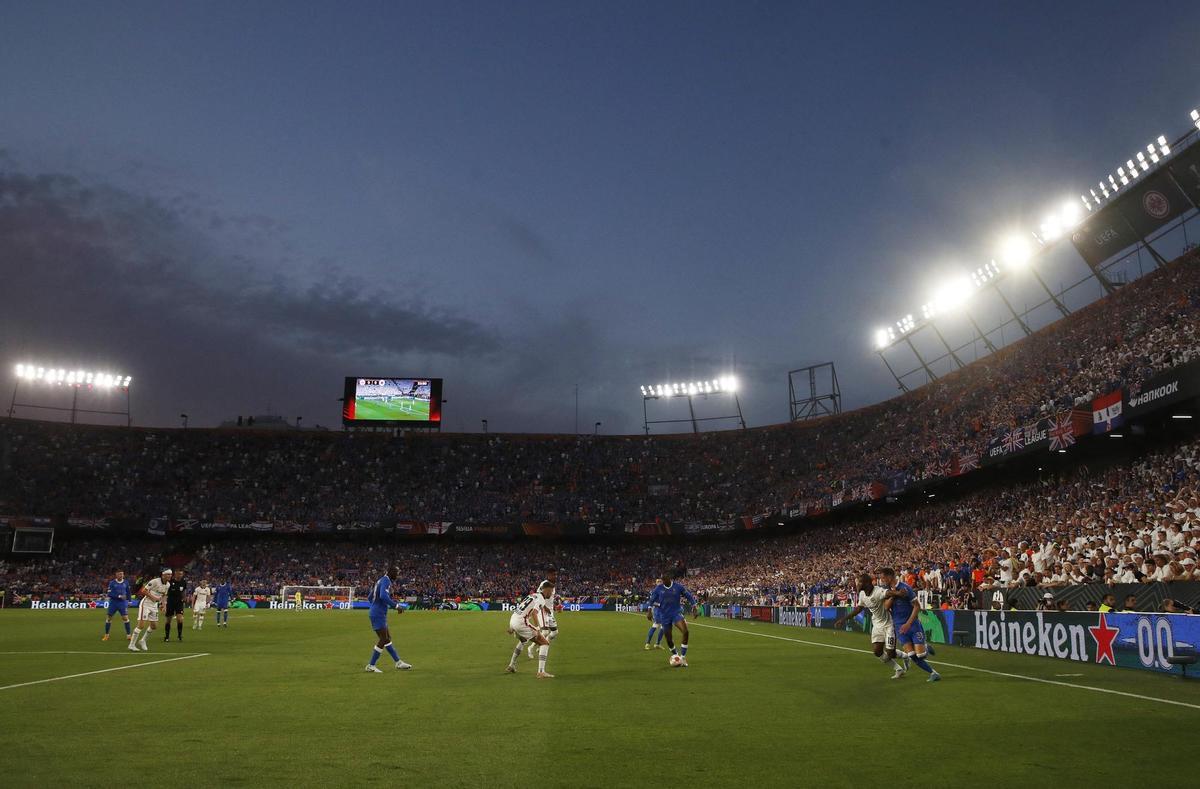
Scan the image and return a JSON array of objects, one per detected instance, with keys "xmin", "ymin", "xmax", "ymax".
[
  {"xmin": 505, "ymin": 581, "xmax": 555, "ymax": 678},
  {"xmin": 191, "ymin": 580, "xmax": 213, "ymax": 630},
  {"xmin": 527, "ymin": 568, "xmax": 559, "ymax": 659},
  {"xmin": 129, "ymin": 569, "xmax": 172, "ymax": 652},
  {"xmin": 835, "ymin": 572, "xmax": 908, "ymax": 679}
]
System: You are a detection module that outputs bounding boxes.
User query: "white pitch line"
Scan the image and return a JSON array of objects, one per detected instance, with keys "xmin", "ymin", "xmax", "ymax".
[
  {"xmin": 0, "ymin": 653, "xmax": 209, "ymax": 691},
  {"xmin": 0, "ymin": 651, "xmax": 208, "ymax": 656},
  {"xmin": 693, "ymin": 621, "xmax": 1200, "ymax": 712}
]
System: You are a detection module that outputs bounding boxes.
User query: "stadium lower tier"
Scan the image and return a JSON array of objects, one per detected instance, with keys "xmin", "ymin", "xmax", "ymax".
[{"xmin": 4, "ymin": 427, "xmax": 1199, "ymax": 604}]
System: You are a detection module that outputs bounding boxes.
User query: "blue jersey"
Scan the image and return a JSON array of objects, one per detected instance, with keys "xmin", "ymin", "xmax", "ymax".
[
  {"xmin": 889, "ymin": 582, "xmax": 917, "ymax": 627},
  {"xmin": 107, "ymin": 579, "xmax": 130, "ymax": 601},
  {"xmin": 214, "ymin": 583, "xmax": 232, "ymax": 606},
  {"xmin": 368, "ymin": 575, "xmax": 396, "ymax": 618},
  {"xmin": 649, "ymin": 582, "xmax": 696, "ymax": 622}
]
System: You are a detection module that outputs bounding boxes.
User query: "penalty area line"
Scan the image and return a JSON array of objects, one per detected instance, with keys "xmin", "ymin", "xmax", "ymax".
[
  {"xmin": 0, "ymin": 653, "xmax": 209, "ymax": 691},
  {"xmin": 692, "ymin": 621, "xmax": 1200, "ymax": 712}
]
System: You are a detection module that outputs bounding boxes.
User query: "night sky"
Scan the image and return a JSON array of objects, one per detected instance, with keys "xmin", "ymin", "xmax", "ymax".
[{"xmin": 2, "ymin": 2, "xmax": 1198, "ymax": 433}]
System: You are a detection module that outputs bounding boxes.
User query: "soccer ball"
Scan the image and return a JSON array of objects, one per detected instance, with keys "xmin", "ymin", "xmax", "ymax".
[{"xmin": 669, "ymin": 654, "xmax": 684, "ymax": 667}]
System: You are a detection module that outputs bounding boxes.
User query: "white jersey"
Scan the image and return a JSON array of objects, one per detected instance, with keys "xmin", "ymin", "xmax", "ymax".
[
  {"xmin": 858, "ymin": 587, "xmax": 890, "ymax": 622},
  {"xmin": 141, "ymin": 577, "xmax": 170, "ymax": 605},
  {"xmin": 193, "ymin": 586, "xmax": 212, "ymax": 607},
  {"xmin": 511, "ymin": 592, "xmax": 549, "ymax": 626},
  {"xmin": 538, "ymin": 579, "xmax": 558, "ymax": 628}
]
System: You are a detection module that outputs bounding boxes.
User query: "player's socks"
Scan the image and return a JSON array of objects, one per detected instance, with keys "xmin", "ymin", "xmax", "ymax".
[
  {"xmin": 177, "ymin": 621, "xmax": 183, "ymax": 639},
  {"xmin": 910, "ymin": 654, "xmax": 934, "ymax": 674},
  {"xmin": 891, "ymin": 659, "xmax": 905, "ymax": 671},
  {"xmin": 656, "ymin": 629, "xmax": 665, "ymax": 646},
  {"xmin": 646, "ymin": 626, "xmax": 656, "ymax": 644},
  {"xmin": 680, "ymin": 644, "xmax": 688, "ymax": 657},
  {"xmin": 124, "ymin": 621, "xmax": 131, "ymax": 635},
  {"xmin": 105, "ymin": 621, "xmax": 112, "ymax": 635},
  {"xmin": 537, "ymin": 644, "xmax": 549, "ymax": 674},
  {"xmin": 369, "ymin": 646, "xmax": 383, "ymax": 667},
  {"xmin": 384, "ymin": 642, "xmax": 400, "ymax": 662},
  {"xmin": 131, "ymin": 626, "xmax": 141, "ymax": 643}
]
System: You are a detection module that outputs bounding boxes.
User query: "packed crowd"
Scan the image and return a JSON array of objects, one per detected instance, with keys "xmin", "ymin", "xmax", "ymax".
[
  {"xmin": 1, "ymin": 251, "xmax": 1197, "ymax": 529},
  {"xmin": 5, "ymin": 431, "xmax": 1200, "ymax": 605}
]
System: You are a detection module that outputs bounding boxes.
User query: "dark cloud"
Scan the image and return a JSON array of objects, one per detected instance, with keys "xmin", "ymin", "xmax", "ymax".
[
  {"xmin": 0, "ymin": 167, "xmax": 501, "ymax": 427},
  {"xmin": 0, "ymin": 164, "xmax": 781, "ymax": 434}
]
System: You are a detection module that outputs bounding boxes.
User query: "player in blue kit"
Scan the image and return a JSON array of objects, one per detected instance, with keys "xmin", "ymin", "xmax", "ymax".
[
  {"xmin": 364, "ymin": 566, "xmax": 412, "ymax": 673},
  {"xmin": 214, "ymin": 580, "xmax": 233, "ymax": 627},
  {"xmin": 880, "ymin": 567, "xmax": 940, "ymax": 682},
  {"xmin": 648, "ymin": 571, "xmax": 696, "ymax": 666},
  {"xmin": 643, "ymin": 576, "xmax": 666, "ymax": 650},
  {"xmin": 101, "ymin": 570, "xmax": 132, "ymax": 641}
]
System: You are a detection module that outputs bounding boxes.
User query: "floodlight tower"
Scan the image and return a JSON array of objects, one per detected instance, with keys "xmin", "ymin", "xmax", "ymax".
[
  {"xmin": 788, "ymin": 362, "xmax": 841, "ymax": 421},
  {"xmin": 640, "ymin": 376, "xmax": 746, "ymax": 434},
  {"xmin": 8, "ymin": 363, "xmax": 133, "ymax": 426}
]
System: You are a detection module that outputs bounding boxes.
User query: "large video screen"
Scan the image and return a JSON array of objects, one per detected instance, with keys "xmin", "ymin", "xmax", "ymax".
[{"xmin": 342, "ymin": 377, "xmax": 442, "ymax": 425}]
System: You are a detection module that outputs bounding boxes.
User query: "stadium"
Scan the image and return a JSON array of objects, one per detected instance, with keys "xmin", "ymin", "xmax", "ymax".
[{"xmin": 4, "ymin": 6, "xmax": 1200, "ymax": 789}]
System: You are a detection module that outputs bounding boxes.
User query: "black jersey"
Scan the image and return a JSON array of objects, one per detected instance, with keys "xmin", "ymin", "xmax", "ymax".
[{"xmin": 166, "ymin": 579, "xmax": 188, "ymax": 603}]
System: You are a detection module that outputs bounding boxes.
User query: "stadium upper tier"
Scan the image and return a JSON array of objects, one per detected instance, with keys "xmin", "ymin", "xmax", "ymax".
[{"xmin": 1, "ymin": 249, "xmax": 1198, "ymax": 528}]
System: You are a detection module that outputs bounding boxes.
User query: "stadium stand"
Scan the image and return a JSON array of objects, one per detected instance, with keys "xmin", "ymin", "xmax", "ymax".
[{"xmin": 2, "ymin": 251, "xmax": 1199, "ymax": 606}]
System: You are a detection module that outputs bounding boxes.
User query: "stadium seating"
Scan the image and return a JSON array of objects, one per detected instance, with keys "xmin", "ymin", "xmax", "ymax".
[{"xmin": 2, "ymin": 252, "xmax": 1199, "ymax": 603}]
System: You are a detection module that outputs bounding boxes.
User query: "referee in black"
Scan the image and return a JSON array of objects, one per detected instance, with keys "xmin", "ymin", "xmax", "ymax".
[{"xmin": 164, "ymin": 569, "xmax": 188, "ymax": 642}]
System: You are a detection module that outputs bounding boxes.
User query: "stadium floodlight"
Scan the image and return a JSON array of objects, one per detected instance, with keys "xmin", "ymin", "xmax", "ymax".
[
  {"xmin": 12, "ymin": 362, "xmax": 131, "ymax": 389},
  {"xmin": 1059, "ymin": 199, "xmax": 1081, "ymax": 227},
  {"xmin": 1192, "ymin": 110, "xmax": 1199, "ymax": 131},
  {"xmin": 1136, "ymin": 151, "xmax": 1149, "ymax": 171},
  {"xmin": 1038, "ymin": 213, "xmax": 1062, "ymax": 242},
  {"xmin": 874, "ymin": 328, "xmax": 890, "ymax": 349},
  {"xmin": 1157, "ymin": 134, "xmax": 1171, "ymax": 154},
  {"xmin": 1126, "ymin": 159, "xmax": 1139, "ymax": 178}
]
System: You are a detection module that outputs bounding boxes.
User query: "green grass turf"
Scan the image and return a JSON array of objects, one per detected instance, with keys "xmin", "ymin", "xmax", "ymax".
[
  {"xmin": 1, "ymin": 610, "xmax": 1198, "ymax": 788},
  {"xmin": 353, "ymin": 397, "xmax": 430, "ymax": 421}
]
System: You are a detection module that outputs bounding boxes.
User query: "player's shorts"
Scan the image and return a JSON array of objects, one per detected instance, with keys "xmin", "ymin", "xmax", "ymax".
[
  {"xmin": 138, "ymin": 600, "xmax": 159, "ymax": 622},
  {"xmin": 215, "ymin": 602, "xmax": 229, "ymax": 611},
  {"xmin": 106, "ymin": 600, "xmax": 128, "ymax": 617},
  {"xmin": 369, "ymin": 612, "xmax": 389, "ymax": 631},
  {"xmin": 661, "ymin": 610, "xmax": 685, "ymax": 626},
  {"xmin": 165, "ymin": 601, "xmax": 185, "ymax": 617},
  {"xmin": 509, "ymin": 615, "xmax": 536, "ymax": 641},
  {"xmin": 193, "ymin": 603, "xmax": 208, "ymax": 614},
  {"xmin": 870, "ymin": 619, "xmax": 896, "ymax": 650},
  {"xmin": 896, "ymin": 620, "xmax": 926, "ymax": 645}
]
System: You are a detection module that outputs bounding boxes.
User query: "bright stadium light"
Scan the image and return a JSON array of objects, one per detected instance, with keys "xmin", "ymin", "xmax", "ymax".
[
  {"xmin": 874, "ymin": 328, "xmax": 891, "ymax": 349},
  {"xmin": 11, "ymin": 362, "xmax": 131, "ymax": 389},
  {"xmin": 1059, "ymin": 199, "xmax": 1081, "ymax": 226},
  {"xmin": 1191, "ymin": 110, "xmax": 1199, "ymax": 131},
  {"xmin": 1158, "ymin": 134, "xmax": 1171, "ymax": 154}
]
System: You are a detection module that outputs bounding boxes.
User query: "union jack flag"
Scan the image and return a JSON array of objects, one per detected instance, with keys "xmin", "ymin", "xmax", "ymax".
[
  {"xmin": 1048, "ymin": 411, "xmax": 1076, "ymax": 451},
  {"xmin": 1003, "ymin": 429, "xmax": 1025, "ymax": 453},
  {"xmin": 957, "ymin": 451, "xmax": 979, "ymax": 473}
]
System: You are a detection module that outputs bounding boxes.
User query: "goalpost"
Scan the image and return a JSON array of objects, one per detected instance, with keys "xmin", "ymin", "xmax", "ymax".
[{"xmin": 278, "ymin": 585, "xmax": 355, "ymax": 610}]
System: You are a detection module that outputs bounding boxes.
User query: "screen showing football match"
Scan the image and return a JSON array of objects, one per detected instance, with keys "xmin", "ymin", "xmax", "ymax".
[{"xmin": 342, "ymin": 377, "xmax": 442, "ymax": 425}]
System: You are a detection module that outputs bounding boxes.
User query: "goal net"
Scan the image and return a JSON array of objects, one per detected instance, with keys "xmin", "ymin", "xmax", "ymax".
[{"xmin": 278, "ymin": 585, "xmax": 355, "ymax": 610}]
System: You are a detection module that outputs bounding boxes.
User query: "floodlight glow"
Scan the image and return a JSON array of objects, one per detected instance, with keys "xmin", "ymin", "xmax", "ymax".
[
  {"xmin": 1060, "ymin": 200, "xmax": 1081, "ymax": 227},
  {"xmin": 875, "ymin": 328, "xmax": 890, "ymax": 349},
  {"xmin": 1157, "ymin": 135, "xmax": 1170, "ymax": 154},
  {"xmin": 1039, "ymin": 214, "xmax": 1062, "ymax": 242},
  {"xmin": 1126, "ymin": 160, "xmax": 1138, "ymax": 178},
  {"xmin": 727, "ymin": 376, "xmax": 739, "ymax": 392},
  {"xmin": 1192, "ymin": 110, "xmax": 1199, "ymax": 130},
  {"xmin": 12, "ymin": 362, "xmax": 132, "ymax": 388}
]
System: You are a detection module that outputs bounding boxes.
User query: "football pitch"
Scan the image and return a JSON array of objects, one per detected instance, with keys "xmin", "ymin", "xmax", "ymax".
[
  {"xmin": 2, "ymin": 611, "xmax": 1198, "ymax": 788},
  {"xmin": 354, "ymin": 396, "xmax": 430, "ymax": 421}
]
